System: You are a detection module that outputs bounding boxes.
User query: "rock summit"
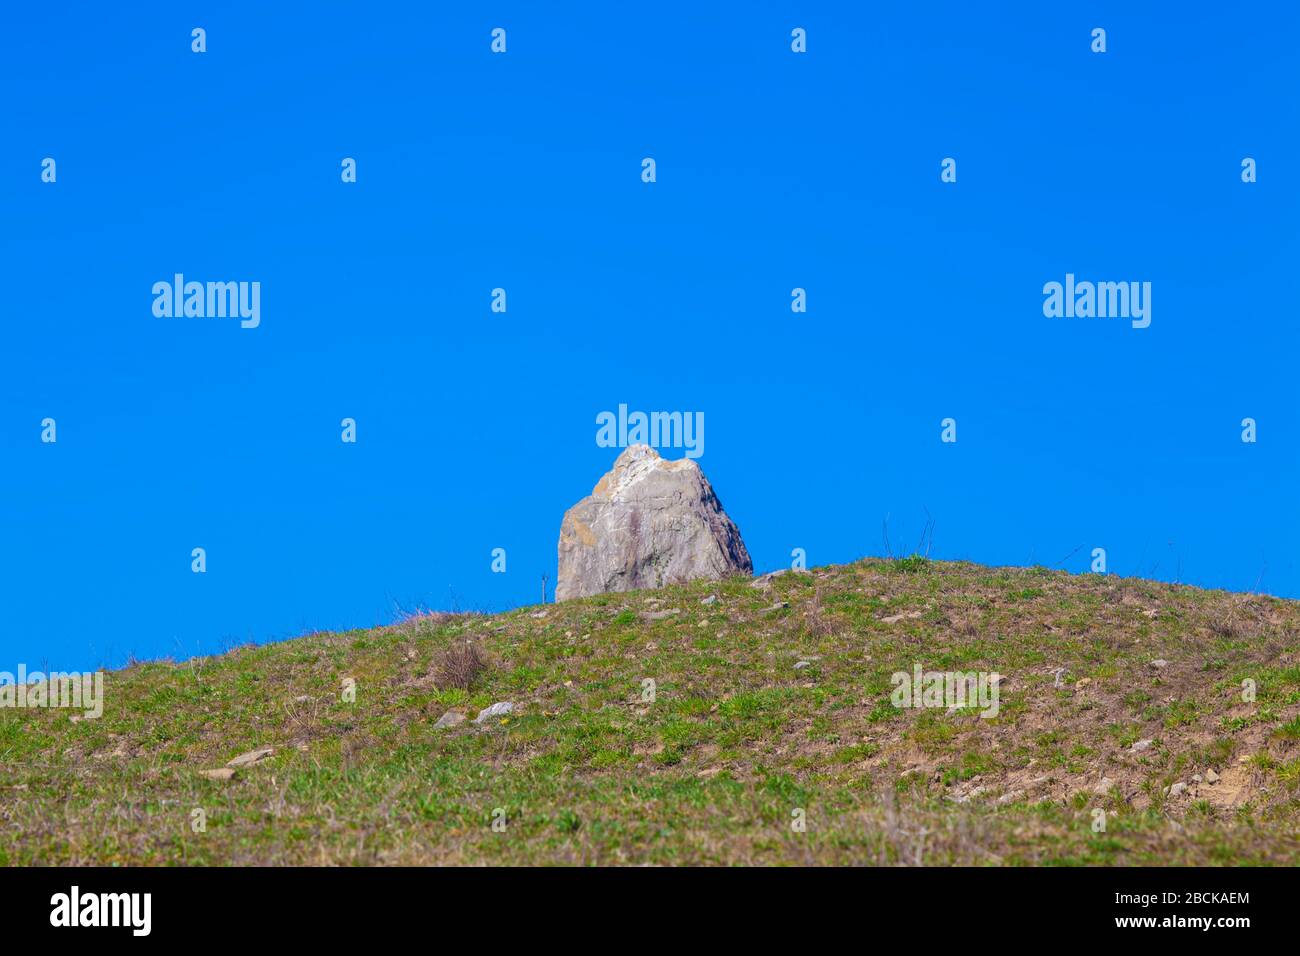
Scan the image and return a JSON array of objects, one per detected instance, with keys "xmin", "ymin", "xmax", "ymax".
[{"xmin": 556, "ymin": 445, "xmax": 751, "ymax": 600}]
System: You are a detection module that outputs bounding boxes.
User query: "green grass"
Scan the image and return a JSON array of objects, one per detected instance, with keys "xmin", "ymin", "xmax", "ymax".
[{"xmin": 2, "ymin": 557, "xmax": 1299, "ymax": 865}]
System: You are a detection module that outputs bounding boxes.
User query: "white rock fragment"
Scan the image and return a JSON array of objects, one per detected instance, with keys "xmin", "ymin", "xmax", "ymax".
[{"xmin": 473, "ymin": 701, "xmax": 514, "ymax": 724}]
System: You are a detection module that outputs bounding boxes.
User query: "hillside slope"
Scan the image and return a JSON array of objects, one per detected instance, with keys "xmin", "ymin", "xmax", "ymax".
[{"xmin": 3, "ymin": 558, "xmax": 1300, "ymax": 865}]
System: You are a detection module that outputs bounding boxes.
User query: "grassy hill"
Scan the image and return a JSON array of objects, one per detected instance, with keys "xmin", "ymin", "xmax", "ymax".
[{"xmin": 3, "ymin": 557, "xmax": 1300, "ymax": 865}]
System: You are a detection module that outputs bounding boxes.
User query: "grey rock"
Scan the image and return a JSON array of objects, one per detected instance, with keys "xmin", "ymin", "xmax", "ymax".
[
  {"xmin": 433, "ymin": 711, "xmax": 466, "ymax": 730},
  {"xmin": 473, "ymin": 701, "xmax": 514, "ymax": 724},
  {"xmin": 1131, "ymin": 738, "xmax": 1154, "ymax": 752},
  {"xmin": 1168, "ymin": 781, "xmax": 1188, "ymax": 798},
  {"xmin": 1149, "ymin": 659, "xmax": 1170, "ymax": 669},
  {"xmin": 794, "ymin": 660, "xmax": 812, "ymax": 670},
  {"xmin": 200, "ymin": 768, "xmax": 237, "ymax": 781},
  {"xmin": 556, "ymin": 445, "xmax": 751, "ymax": 600},
  {"xmin": 701, "ymin": 594, "xmax": 718, "ymax": 605},
  {"xmin": 1206, "ymin": 768, "xmax": 1220, "ymax": 783}
]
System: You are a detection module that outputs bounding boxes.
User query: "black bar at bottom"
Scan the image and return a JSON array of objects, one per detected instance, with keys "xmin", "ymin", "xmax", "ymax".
[{"xmin": 0, "ymin": 865, "xmax": 1275, "ymax": 941}]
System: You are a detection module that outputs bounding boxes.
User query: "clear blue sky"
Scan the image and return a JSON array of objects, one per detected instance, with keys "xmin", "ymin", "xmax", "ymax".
[{"xmin": 3, "ymin": 2, "xmax": 1297, "ymax": 671}]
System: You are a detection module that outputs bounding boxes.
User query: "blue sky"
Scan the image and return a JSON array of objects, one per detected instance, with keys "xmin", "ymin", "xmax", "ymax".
[{"xmin": 3, "ymin": 2, "xmax": 1297, "ymax": 671}]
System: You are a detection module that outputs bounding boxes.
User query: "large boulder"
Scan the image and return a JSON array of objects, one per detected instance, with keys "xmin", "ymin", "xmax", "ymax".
[{"xmin": 556, "ymin": 445, "xmax": 752, "ymax": 600}]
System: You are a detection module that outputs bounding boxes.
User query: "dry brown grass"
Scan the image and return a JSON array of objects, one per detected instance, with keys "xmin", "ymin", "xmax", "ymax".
[
  {"xmin": 432, "ymin": 640, "xmax": 487, "ymax": 691},
  {"xmin": 805, "ymin": 586, "xmax": 838, "ymax": 638}
]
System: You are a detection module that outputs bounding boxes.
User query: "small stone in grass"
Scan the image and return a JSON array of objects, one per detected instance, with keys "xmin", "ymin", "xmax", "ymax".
[
  {"xmin": 881, "ymin": 610, "xmax": 922, "ymax": 624},
  {"xmin": 433, "ymin": 711, "xmax": 466, "ymax": 730},
  {"xmin": 226, "ymin": 747, "xmax": 274, "ymax": 768},
  {"xmin": 473, "ymin": 701, "xmax": 514, "ymax": 724},
  {"xmin": 641, "ymin": 609, "xmax": 680, "ymax": 621},
  {"xmin": 200, "ymin": 768, "xmax": 237, "ymax": 782}
]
